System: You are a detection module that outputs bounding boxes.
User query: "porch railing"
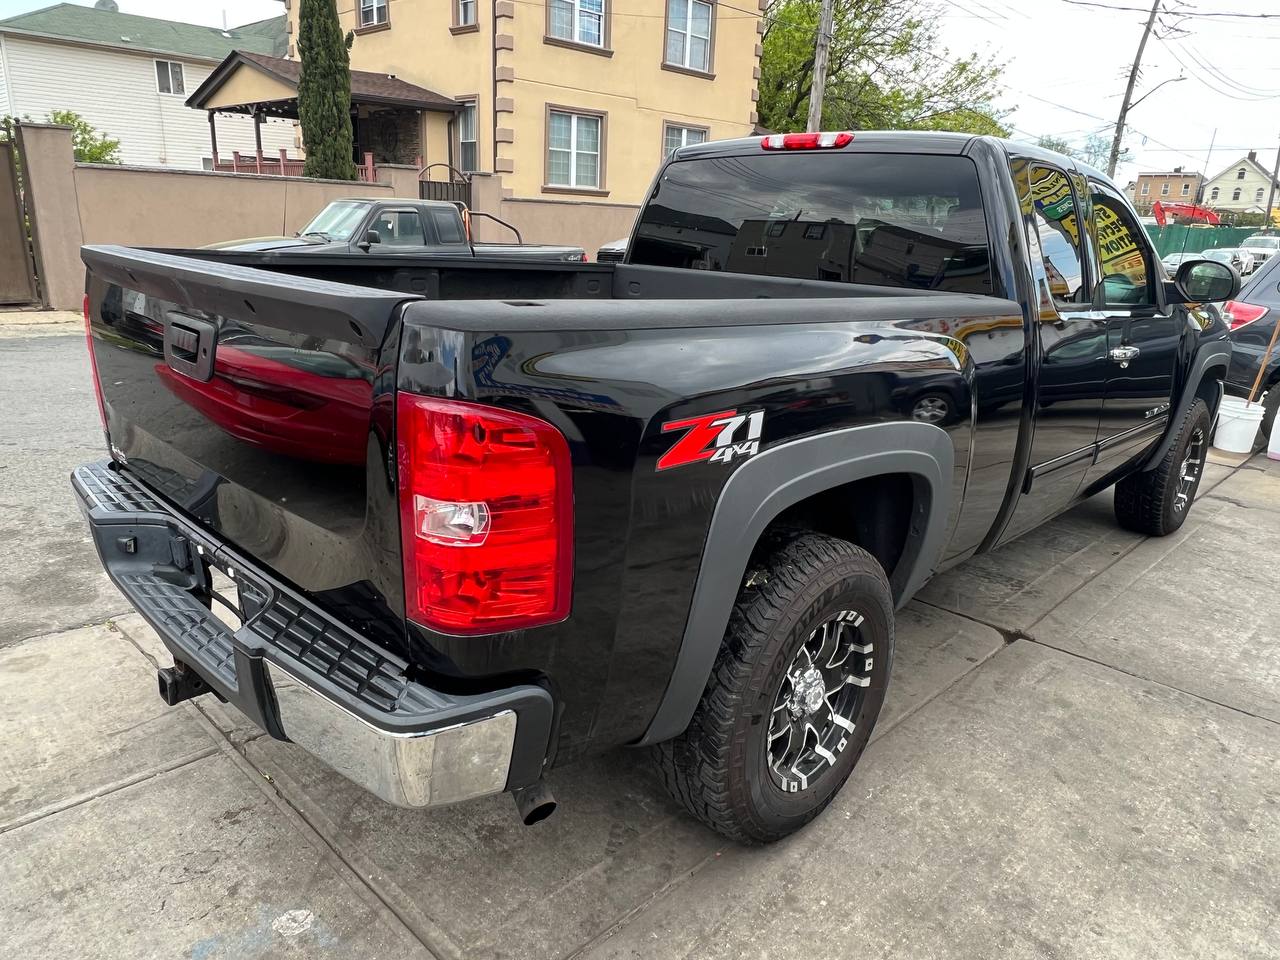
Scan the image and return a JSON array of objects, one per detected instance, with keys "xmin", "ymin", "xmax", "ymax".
[{"xmin": 212, "ymin": 149, "xmax": 379, "ymax": 182}]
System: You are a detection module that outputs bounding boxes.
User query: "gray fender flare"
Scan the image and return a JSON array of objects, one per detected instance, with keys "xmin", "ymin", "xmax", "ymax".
[
  {"xmin": 1142, "ymin": 345, "xmax": 1231, "ymax": 471},
  {"xmin": 636, "ymin": 421, "xmax": 955, "ymax": 746}
]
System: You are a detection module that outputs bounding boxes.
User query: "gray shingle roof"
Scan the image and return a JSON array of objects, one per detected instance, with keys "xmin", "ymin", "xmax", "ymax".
[{"xmin": 0, "ymin": 3, "xmax": 286, "ymax": 60}]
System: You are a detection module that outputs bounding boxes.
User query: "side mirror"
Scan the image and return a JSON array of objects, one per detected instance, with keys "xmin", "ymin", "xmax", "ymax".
[
  {"xmin": 1172, "ymin": 258, "xmax": 1239, "ymax": 304},
  {"xmin": 357, "ymin": 229, "xmax": 381, "ymax": 251}
]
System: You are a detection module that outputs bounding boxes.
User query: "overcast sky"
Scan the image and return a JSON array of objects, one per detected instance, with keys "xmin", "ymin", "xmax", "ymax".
[{"xmin": 1, "ymin": 0, "xmax": 1274, "ymax": 186}]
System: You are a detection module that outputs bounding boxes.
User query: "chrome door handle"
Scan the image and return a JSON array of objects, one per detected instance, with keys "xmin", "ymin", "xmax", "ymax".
[{"xmin": 1109, "ymin": 345, "xmax": 1140, "ymax": 368}]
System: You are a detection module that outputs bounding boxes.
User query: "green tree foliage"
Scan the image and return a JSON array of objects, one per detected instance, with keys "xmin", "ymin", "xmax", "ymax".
[
  {"xmin": 297, "ymin": 0, "xmax": 356, "ymax": 181},
  {"xmin": 46, "ymin": 110, "xmax": 121, "ymax": 163},
  {"xmin": 1036, "ymin": 135, "xmax": 1073, "ymax": 156},
  {"xmin": 759, "ymin": 0, "xmax": 1008, "ymax": 136}
]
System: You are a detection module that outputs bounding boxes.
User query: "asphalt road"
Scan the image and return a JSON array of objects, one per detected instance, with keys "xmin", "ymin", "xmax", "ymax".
[{"xmin": 3, "ymin": 327, "xmax": 1278, "ymax": 960}]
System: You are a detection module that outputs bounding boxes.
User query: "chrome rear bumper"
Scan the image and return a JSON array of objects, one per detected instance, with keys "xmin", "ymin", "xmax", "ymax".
[{"xmin": 73, "ymin": 460, "xmax": 554, "ymax": 809}]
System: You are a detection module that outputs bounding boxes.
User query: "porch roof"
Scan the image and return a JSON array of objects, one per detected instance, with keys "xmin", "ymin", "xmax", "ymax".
[{"xmin": 186, "ymin": 50, "xmax": 461, "ymax": 117}]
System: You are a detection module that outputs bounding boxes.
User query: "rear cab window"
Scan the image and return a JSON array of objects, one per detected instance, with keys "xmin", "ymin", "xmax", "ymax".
[{"xmin": 629, "ymin": 152, "xmax": 993, "ymax": 296}]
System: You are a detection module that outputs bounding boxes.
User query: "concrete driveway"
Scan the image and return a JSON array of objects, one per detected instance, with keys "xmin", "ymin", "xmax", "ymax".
[{"xmin": 3, "ymin": 325, "xmax": 1278, "ymax": 960}]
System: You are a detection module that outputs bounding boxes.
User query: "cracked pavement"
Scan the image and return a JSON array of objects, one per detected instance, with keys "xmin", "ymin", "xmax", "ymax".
[{"xmin": 3, "ymin": 329, "xmax": 1278, "ymax": 959}]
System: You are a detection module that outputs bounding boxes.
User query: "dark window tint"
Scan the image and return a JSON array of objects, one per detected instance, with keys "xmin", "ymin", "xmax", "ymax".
[
  {"xmin": 1090, "ymin": 181, "xmax": 1153, "ymax": 307},
  {"xmin": 629, "ymin": 153, "xmax": 992, "ymax": 295},
  {"xmin": 1027, "ymin": 165, "xmax": 1086, "ymax": 305},
  {"xmin": 430, "ymin": 209, "xmax": 466, "ymax": 244}
]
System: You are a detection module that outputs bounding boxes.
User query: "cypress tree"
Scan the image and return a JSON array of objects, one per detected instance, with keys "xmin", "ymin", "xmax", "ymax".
[{"xmin": 297, "ymin": 0, "xmax": 356, "ymax": 181}]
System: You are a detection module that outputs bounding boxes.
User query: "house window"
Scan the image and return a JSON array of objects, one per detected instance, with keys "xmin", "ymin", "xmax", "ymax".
[
  {"xmin": 456, "ymin": 0, "xmax": 476, "ymax": 27},
  {"xmin": 458, "ymin": 102, "xmax": 478, "ymax": 172},
  {"xmin": 549, "ymin": 0, "xmax": 606, "ymax": 47},
  {"xmin": 1181, "ymin": 183, "xmax": 1190, "ymax": 196},
  {"xmin": 1160, "ymin": 182, "xmax": 1169, "ymax": 196},
  {"xmin": 1233, "ymin": 188, "xmax": 1242, "ymax": 201},
  {"xmin": 663, "ymin": 122, "xmax": 707, "ymax": 158},
  {"xmin": 665, "ymin": 0, "xmax": 713, "ymax": 73},
  {"xmin": 547, "ymin": 109, "xmax": 602, "ymax": 189},
  {"xmin": 1257, "ymin": 188, "xmax": 1265, "ymax": 202},
  {"xmin": 1211, "ymin": 187, "xmax": 1219, "ymax": 201},
  {"xmin": 1237, "ymin": 168, "xmax": 1246, "ymax": 180},
  {"xmin": 359, "ymin": 0, "xmax": 389, "ymax": 28},
  {"xmin": 1140, "ymin": 182, "xmax": 1149, "ymax": 195},
  {"xmin": 154, "ymin": 60, "xmax": 185, "ymax": 95}
]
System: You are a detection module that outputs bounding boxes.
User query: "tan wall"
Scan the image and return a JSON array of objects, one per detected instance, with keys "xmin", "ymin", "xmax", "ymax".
[
  {"xmin": 468, "ymin": 172, "xmax": 635, "ymax": 254},
  {"xmin": 376, "ymin": 163, "xmax": 422, "ymax": 199},
  {"xmin": 16, "ymin": 126, "xmax": 398, "ymax": 309},
  {"xmin": 290, "ymin": 0, "xmax": 760, "ymax": 206},
  {"xmin": 16, "ymin": 124, "xmax": 82, "ymax": 311},
  {"xmin": 74, "ymin": 166, "xmax": 392, "ymax": 247}
]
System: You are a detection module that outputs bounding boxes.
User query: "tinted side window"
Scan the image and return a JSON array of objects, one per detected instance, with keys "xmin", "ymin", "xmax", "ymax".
[
  {"xmin": 1090, "ymin": 182, "xmax": 1154, "ymax": 307},
  {"xmin": 431, "ymin": 209, "xmax": 466, "ymax": 244},
  {"xmin": 1027, "ymin": 165, "xmax": 1086, "ymax": 305},
  {"xmin": 630, "ymin": 153, "xmax": 993, "ymax": 296}
]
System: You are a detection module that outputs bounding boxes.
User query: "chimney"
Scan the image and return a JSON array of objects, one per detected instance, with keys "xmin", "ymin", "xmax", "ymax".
[
  {"xmin": 1173, "ymin": 166, "xmax": 1182, "ymax": 173},
  {"xmin": 1248, "ymin": 150, "xmax": 1257, "ymax": 163}
]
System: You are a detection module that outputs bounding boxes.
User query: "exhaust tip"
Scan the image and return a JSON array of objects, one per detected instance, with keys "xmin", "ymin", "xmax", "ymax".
[{"xmin": 512, "ymin": 780, "xmax": 557, "ymax": 826}]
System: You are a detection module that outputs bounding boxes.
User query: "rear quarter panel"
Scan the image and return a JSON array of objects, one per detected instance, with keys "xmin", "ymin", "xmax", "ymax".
[{"xmin": 397, "ymin": 296, "xmax": 1022, "ymax": 759}]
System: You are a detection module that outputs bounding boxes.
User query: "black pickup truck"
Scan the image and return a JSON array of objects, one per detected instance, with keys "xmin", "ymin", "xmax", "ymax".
[{"xmin": 74, "ymin": 132, "xmax": 1237, "ymax": 844}]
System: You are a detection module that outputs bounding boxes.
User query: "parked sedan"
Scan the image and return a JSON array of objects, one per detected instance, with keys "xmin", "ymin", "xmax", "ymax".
[
  {"xmin": 1201, "ymin": 247, "xmax": 1255, "ymax": 276},
  {"xmin": 1161, "ymin": 251, "xmax": 1198, "ymax": 274},
  {"xmin": 1222, "ymin": 251, "xmax": 1280, "ymax": 437}
]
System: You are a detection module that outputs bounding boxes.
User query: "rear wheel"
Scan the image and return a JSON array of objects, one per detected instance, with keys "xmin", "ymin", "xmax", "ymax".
[
  {"xmin": 653, "ymin": 532, "xmax": 893, "ymax": 844},
  {"xmin": 1114, "ymin": 397, "xmax": 1210, "ymax": 536}
]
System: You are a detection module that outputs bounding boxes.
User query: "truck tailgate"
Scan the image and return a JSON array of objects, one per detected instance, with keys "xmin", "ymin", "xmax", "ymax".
[{"xmin": 82, "ymin": 245, "xmax": 420, "ymax": 650}]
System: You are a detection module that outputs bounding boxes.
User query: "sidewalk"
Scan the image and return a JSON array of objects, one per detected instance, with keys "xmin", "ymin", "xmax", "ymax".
[{"xmin": 0, "ymin": 308, "xmax": 79, "ymax": 338}]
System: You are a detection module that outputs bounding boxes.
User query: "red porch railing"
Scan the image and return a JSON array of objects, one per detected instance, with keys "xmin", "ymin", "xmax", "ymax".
[{"xmin": 213, "ymin": 149, "xmax": 379, "ymax": 182}]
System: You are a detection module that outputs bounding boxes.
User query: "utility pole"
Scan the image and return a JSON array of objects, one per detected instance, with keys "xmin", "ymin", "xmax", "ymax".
[
  {"xmin": 1108, "ymin": 0, "xmax": 1161, "ymax": 178},
  {"xmin": 1197, "ymin": 127, "xmax": 1216, "ymax": 205},
  {"xmin": 806, "ymin": 0, "xmax": 836, "ymax": 132},
  {"xmin": 1265, "ymin": 135, "xmax": 1280, "ymax": 232}
]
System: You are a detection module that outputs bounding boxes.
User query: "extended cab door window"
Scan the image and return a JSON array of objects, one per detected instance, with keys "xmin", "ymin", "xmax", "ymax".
[{"xmin": 1084, "ymin": 180, "xmax": 1179, "ymax": 480}]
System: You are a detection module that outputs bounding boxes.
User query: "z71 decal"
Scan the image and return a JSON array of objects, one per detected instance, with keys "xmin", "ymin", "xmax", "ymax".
[{"xmin": 657, "ymin": 409, "xmax": 764, "ymax": 471}]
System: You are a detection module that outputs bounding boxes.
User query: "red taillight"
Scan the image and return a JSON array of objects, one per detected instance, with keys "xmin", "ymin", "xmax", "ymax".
[
  {"xmin": 396, "ymin": 394, "xmax": 573, "ymax": 635},
  {"xmin": 1222, "ymin": 300, "xmax": 1269, "ymax": 331},
  {"xmin": 761, "ymin": 131, "xmax": 854, "ymax": 151},
  {"xmin": 83, "ymin": 294, "xmax": 108, "ymax": 432}
]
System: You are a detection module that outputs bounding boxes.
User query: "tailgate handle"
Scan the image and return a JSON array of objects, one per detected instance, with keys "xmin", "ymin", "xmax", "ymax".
[{"xmin": 164, "ymin": 315, "xmax": 216, "ymax": 382}]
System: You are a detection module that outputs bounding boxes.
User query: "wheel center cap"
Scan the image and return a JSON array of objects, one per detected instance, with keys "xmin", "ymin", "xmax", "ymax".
[{"xmin": 790, "ymin": 667, "xmax": 826, "ymax": 718}]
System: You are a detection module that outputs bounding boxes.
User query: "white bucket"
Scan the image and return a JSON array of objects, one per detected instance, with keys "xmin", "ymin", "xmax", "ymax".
[{"xmin": 1215, "ymin": 394, "xmax": 1265, "ymax": 454}]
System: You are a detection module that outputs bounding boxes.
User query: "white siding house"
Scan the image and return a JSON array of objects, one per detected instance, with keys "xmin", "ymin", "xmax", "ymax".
[
  {"xmin": 0, "ymin": 5, "xmax": 295, "ymax": 169},
  {"xmin": 1203, "ymin": 151, "xmax": 1280, "ymax": 214}
]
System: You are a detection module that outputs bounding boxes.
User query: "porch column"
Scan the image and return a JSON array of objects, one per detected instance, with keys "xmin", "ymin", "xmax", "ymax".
[
  {"xmin": 207, "ymin": 111, "xmax": 219, "ymax": 166},
  {"xmin": 253, "ymin": 110, "xmax": 263, "ymax": 173}
]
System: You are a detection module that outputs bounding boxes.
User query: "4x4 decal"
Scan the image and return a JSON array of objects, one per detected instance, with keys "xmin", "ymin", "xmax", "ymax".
[{"xmin": 657, "ymin": 409, "xmax": 764, "ymax": 471}]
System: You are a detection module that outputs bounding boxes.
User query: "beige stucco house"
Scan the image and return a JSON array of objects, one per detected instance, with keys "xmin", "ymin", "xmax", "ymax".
[{"xmin": 188, "ymin": 0, "xmax": 763, "ymax": 250}]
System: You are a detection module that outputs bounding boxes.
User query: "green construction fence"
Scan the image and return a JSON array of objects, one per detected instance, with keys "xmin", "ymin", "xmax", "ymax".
[{"xmin": 1143, "ymin": 225, "xmax": 1259, "ymax": 258}]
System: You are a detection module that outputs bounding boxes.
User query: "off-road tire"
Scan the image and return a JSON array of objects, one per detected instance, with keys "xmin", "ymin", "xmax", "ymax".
[
  {"xmin": 1114, "ymin": 397, "xmax": 1211, "ymax": 536},
  {"xmin": 652, "ymin": 532, "xmax": 894, "ymax": 844}
]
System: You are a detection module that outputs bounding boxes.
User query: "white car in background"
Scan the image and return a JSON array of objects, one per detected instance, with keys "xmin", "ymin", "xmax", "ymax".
[
  {"xmin": 1201, "ymin": 247, "xmax": 1256, "ymax": 276},
  {"xmin": 1241, "ymin": 234, "xmax": 1280, "ymax": 265}
]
